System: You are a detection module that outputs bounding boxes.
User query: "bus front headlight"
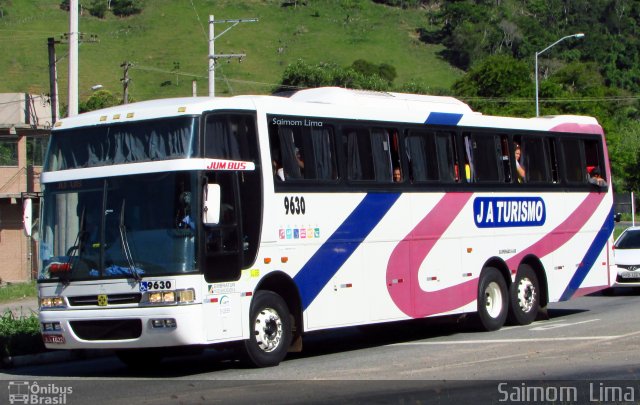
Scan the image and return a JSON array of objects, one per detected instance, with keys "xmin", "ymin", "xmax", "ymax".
[
  {"xmin": 39, "ymin": 296, "xmax": 67, "ymax": 309},
  {"xmin": 144, "ymin": 289, "xmax": 195, "ymax": 305}
]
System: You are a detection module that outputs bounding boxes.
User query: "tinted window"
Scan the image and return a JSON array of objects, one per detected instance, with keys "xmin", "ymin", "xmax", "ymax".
[
  {"xmin": 46, "ymin": 117, "xmax": 199, "ymax": 171},
  {"xmin": 560, "ymin": 139, "xmax": 585, "ymax": 183},
  {"xmin": 464, "ymin": 133, "xmax": 501, "ymax": 182},
  {"xmin": 616, "ymin": 230, "xmax": 640, "ymax": 249},
  {"xmin": 516, "ymin": 136, "xmax": 550, "ymax": 183},
  {"xmin": 344, "ymin": 127, "xmax": 394, "ymax": 182},
  {"xmin": 204, "ymin": 114, "xmax": 257, "ymax": 162},
  {"xmin": 405, "ymin": 130, "xmax": 456, "ymax": 182},
  {"xmin": 268, "ymin": 116, "xmax": 338, "ymax": 182}
]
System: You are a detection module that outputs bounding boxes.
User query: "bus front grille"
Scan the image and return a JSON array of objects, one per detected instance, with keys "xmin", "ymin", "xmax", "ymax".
[
  {"xmin": 68, "ymin": 293, "xmax": 142, "ymax": 306},
  {"xmin": 69, "ymin": 319, "xmax": 142, "ymax": 340}
]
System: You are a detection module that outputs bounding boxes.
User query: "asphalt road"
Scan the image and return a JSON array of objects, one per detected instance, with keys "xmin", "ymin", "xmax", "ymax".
[{"xmin": 2, "ymin": 289, "xmax": 640, "ymax": 404}]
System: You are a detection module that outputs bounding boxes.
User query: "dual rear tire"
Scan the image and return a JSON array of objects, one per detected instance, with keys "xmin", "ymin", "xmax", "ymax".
[{"xmin": 477, "ymin": 265, "xmax": 540, "ymax": 331}]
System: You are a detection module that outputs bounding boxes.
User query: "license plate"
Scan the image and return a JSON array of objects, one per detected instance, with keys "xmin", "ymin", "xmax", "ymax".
[
  {"xmin": 42, "ymin": 334, "xmax": 65, "ymax": 344},
  {"xmin": 621, "ymin": 271, "xmax": 640, "ymax": 279}
]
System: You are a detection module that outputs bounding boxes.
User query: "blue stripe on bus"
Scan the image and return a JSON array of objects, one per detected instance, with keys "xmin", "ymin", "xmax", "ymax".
[
  {"xmin": 560, "ymin": 206, "xmax": 615, "ymax": 301},
  {"xmin": 424, "ymin": 112, "xmax": 463, "ymax": 126},
  {"xmin": 294, "ymin": 193, "xmax": 401, "ymax": 310}
]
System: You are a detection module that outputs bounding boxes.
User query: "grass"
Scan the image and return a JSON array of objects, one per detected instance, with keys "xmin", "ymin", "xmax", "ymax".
[
  {"xmin": 0, "ymin": 281, "xmax": 37, "ymax": 303},
  {"xmin": 0, "ymin": 0, "xmax": 460, "ymax": 103}
]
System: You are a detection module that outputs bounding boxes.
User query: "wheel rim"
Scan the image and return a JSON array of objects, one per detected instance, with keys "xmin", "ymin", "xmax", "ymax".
[
  {"xmin": 484, "ymin": 281, "xmax": 503, "ymax": 318},
  {"xmin": 253, "ymin": 307, "xmax": 283, "ymax": 353},
  {"xmin": 516, "ymin": 277, "xmax": 536, "ymax": 313}
]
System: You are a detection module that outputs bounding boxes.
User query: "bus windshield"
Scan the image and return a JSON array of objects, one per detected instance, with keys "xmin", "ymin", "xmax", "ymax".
[
  {"xmin": 39, "ymin": 172, "xmax": 198, "ymax": 281},
  {"xmin": 45, "ymin": 116, "xmax": 199, "ymax": 171}
]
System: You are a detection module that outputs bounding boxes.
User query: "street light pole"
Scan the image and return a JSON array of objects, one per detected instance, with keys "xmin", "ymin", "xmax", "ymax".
[{"xmin": 535, "ymin": 33, "xmax": 585, "ymax": 117}]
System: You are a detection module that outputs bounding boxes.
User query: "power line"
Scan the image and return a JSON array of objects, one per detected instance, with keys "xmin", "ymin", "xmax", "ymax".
[{"xmin": 189, "ymin": 0, "xmax": 208, "ymax": 43}]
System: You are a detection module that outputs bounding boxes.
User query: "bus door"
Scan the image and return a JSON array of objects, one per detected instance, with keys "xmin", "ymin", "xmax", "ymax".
[{"xmin": 202, "ymin": 171, "xmax": 244, "ymax": 340}]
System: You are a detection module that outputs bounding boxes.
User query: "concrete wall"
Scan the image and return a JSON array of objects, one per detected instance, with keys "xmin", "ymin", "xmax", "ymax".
[
  {"xmin": 0, "ymin": 93, "xmax": 53, "ymax": 127},
  {"xmin": 0, "ymin": 199, "xmax": 30, "ymax": 283},
  {"xmin": 0, "ymin": 93, "xmax": 50, "ymax": 283}
]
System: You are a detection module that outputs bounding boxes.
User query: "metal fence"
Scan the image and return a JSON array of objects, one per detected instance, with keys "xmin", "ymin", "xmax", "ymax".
[{"xmin": 614, "ymin": 192, "xmax": 637, "ymax": 217}]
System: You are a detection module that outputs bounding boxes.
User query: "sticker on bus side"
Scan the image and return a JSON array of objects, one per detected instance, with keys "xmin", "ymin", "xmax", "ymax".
[{"xmin": 473, "ymin": 197, "xmax": 546, "ymax": 228}]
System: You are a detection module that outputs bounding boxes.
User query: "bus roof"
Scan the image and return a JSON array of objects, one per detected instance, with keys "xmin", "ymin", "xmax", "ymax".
[{"xmin": 52, "ymin": 87, "xmax": 601, "ymax": 134}]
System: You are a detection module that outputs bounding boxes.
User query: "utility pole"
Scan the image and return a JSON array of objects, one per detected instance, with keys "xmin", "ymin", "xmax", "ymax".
[
  {"xmin": 208, "ymin": 15, "xmax": 258, "ymax": 97},
  {"xmin": 47, "ymin": 37, "xmax": 60, "ymax": 124},
  {"xmin": 68, "ymin": 0, "xmax": 78, "ymax": 117},
  {"xmin": 52, "ymin": 33, "xmax": 98, "ymax": 117},
  {"xmin": 121, "ymin": 61, "xmax": 132, "ymax": 104}
]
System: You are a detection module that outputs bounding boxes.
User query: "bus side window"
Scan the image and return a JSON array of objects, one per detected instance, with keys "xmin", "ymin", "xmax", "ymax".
[
  {"xmin": 268, "ymin": 120, "xmax": 338, "ymax": 182},
  {"xmin": 560, "ymin": 138, "xmax": 585, "ymax": 183},
  {"xmin": 464, "ymin": 132, "xmax": 503, "ymax": 183},
  {"xmin": 404, "ymin": 130, "xmax": 454, "ymax": 182},
  {"xmin": 549, "ymin": 139, "xmax": 560, "ymax": 183},
  {"xmin": 584, "ymin": 139, "xmax": 606, "ymax": 184},
  {"xmin": 500, "ymin": 135, "xmax": 512, "ymax": 183},
  {"xmin": 521, "ymin": 136, "xmax": 551, "ymax": 183}
]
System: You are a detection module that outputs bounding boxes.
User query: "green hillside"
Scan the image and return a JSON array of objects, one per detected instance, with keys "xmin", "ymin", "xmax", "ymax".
[{"xmin": 0, "ymin": 0, "xmax": 460, "ymax": 103}]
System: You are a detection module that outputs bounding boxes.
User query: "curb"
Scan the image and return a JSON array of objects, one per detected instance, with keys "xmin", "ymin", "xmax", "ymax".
[{"xmin": 1, "ymin": 349, "xmax": 112, "ymax": 369}]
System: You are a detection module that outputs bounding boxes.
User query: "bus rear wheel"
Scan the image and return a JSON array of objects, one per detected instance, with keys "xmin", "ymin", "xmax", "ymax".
[
  {"xmin": 477, "ymin": 267, "xmax": 508, "ymax": 331},
  {"xmin": 241, "ymin": 290, "xmax": 292, "ymax": 368},
  {"xmin": 508, "ymin": 264, "xmax": 540, "ymax": 325}
]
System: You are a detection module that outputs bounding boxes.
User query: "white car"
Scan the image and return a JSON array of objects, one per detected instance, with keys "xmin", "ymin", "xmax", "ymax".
[{"xmin": 612, "ymin": 226, "xmax": 640, "ymax": 289}]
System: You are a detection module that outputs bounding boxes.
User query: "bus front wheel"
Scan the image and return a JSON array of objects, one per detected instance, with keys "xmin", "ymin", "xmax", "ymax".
[
  {"xmin": 241, "ymin": 290, "xmax": 292, "ymax": 367},
  {"xmin": 477, "ymin": 267, "xmax": 508, "ymax": 331},
  {"xmin": 507, "ymin": 264, "xmax": 540, "ymax": 325}
]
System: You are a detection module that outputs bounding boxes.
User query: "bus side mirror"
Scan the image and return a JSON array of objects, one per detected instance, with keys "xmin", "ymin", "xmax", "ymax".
[
  {"xmin": 203, "ymin": 184, "xmax": 221, "ymax": 225},
  {"xmin": 23, "ymin": 198, "xmax": 32, "ymax": 237},
  {"xmin": 614, "ymin": 212, "xmax": 622, "ymax": 223}
]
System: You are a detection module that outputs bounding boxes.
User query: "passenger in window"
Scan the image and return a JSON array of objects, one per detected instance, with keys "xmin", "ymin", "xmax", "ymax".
[
  {"xmin": 393, "ymin": 167, "xmax": 402, "ymax": 183},
  {"xmin": 515, "ymin": 143, "xmax": 525, "ymax": 182},
  {"xmin": 588, "ymin": 167, "xmax": 607, "ymax": 187},
  {"xmin": 272, "ymin": 158, "xmax": 284, "ymax": 181},
  {"xmin": 295, "ymin": 147, "xmax": 305, "ymax": 172}
]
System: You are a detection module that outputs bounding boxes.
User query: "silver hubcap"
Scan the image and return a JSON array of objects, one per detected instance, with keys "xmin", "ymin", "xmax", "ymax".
[
  {"xmin": 253, "ymin": 307, "xmax": 283, "ymax": 352},
  {"xmin": 484, "ymin": 281, "xmax": 503, "ymax": 319},
  {"xmin": 516, "ymin": 278, "xmax": 536, "ymax": 313}
]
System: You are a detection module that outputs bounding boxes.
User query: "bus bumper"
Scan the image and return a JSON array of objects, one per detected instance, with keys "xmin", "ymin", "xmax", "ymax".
[{"xmin": 39, "ymin": 304, "xmax": 207, "ymax": 350}]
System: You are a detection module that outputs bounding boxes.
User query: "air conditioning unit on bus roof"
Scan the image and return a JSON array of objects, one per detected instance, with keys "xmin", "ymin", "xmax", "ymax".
[{"xmin": 288, "ymin": 87, "xmax": 474, "ymax": 114}]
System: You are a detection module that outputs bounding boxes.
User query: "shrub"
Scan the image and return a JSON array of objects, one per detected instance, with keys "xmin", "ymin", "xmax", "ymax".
[
  {"xmin": 112, "ymin": 0, "xmax": 143, "ymax": 17},
  {"xmin": 88, "ymin": 0, "xmax": 108, "ymax": 18},
  {"xmin": 0, "ymin": 310, "xmax": 44, "ymax": 358}
]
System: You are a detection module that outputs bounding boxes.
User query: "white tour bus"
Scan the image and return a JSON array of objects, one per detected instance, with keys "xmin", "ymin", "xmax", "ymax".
[{"xmin": 37, "ymin": 87, "xmax": 616, "ymax": 368}]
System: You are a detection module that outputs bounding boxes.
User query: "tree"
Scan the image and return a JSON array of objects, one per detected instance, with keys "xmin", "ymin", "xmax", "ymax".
[
  {"xmin": 276, "ymin": 60, "xmax": 389, "ymax": 93},
  {"xmin": 79, "ymin": 90, "xmax": 119, "ymax": 113},
  {"xmin": 88, "ymin": 0, "xmax": 108, "ymax": 18},
  {"xmin": 452, "ymin": 54, "xmax": 532, "ymax": 116},
  {"xmin": 111, "ymin": 0, "xmax": 142, "ymax": 17},
  {"xmin": 351, "ymin": 60, "xmax": 397, "ymax": 83}
]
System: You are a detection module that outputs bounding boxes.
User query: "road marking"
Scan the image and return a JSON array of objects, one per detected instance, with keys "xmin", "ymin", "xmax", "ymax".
[
  {"xmin": 529, "ymin": 318, "xmax": 599, "ymax": 331},
  {"xmin": 392, "ymin": 336, "xmax": 619, "ymax": 346}
]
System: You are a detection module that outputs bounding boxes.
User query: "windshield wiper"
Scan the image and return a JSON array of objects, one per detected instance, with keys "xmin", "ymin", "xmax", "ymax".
[
  {"xmin": 60, "ymin": 207, "xmax": 86, "ymax": 284},
  {"xmin": 118, "ymin": 199, "xmax": 141, "ymax": 281}
]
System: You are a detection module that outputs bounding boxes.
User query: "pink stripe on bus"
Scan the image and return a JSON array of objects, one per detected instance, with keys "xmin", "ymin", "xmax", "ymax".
[
  {"xmin": 386, "ymin": 193, "xmax": 475, "ymax": 318},
  {"xmin": 386, "ymin": 191, "xmax": 606, "ymax": 319}
]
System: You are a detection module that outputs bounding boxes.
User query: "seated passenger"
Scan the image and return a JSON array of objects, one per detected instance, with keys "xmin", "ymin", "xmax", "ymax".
[
  {"xmin": 393, "ymin": 167, "xmax": 402, "ymax": 183},
  {"xmin": 589, "ymin": 167, "xmax": 607, "ymax": 187},
  {"xmin": 515, "ymin": 144, "xmax": 525, "ymax": 182},
  {"xmin": 273, "ymin": 159, "xmax": 285, "ymax": 181}
]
